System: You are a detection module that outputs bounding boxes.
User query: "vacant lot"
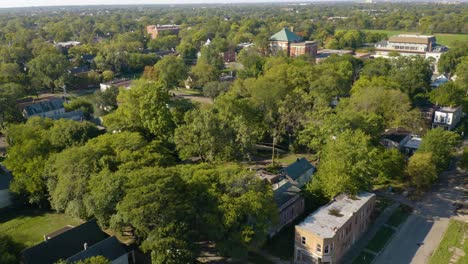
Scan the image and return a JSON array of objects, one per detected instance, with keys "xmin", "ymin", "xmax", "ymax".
[
  {"xmin": 0, "ymin": 208, "xmax": 81, "ymax": 248},
  {"xmin": 363, "ymin": 29, "xmax": 468, "ymax": 46},
  {"xmin": 429, "ymin": 220, "xmax": 467, "ymax": 264}
]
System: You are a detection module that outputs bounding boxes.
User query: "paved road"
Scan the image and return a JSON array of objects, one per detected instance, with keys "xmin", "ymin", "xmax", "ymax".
[{"xmin": 374, "ymin": 142, "xmax": 466, "ymax": 264}]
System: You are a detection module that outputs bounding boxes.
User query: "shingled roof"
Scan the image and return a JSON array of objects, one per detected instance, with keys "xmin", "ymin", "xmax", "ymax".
[
  {"xmin": 281, "ymin": 158, "xmax": 315, "ymax": 182},
  {"xmin": 270, "ymin": 28, "xmax": 303, "ymax": 42},
  {"xmin": 67, "ymin": 236, "xmax": 128, "ymax": 262},
  {"xmin": 21, "ymin": 220, "xmax": 109, "ymax": 264}
]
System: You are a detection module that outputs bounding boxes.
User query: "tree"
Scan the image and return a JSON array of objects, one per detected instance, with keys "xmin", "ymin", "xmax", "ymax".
[
  {"xmin": 406, "ymin": 152, "xmax": 437, "ymax": 192},
  {"xmin": 64, "ymin": 98, "xmax": 94, "ymax": 119},
  {"xmin": 202, "ymin": 81, "xmax": 231, "ymax": 99},
  {"xmin": 102, "ymin": 70, "xmax": 114, "ymax": 82},
  {"xmin": 28, "ymin": 53, "xmax": 69, "ymax": 93},
  {"xmin": 4, "ymin": 118, "xmax": 99, "ymax": 205},
  {"xmin": 418, "ymin": 128, "xmax": 460, "ymax": 172},
  {"xmin": 190, "ymin": 62, "xmax": 219, "ymax": 88},
  {"xmin": 375, "ymin": 148, "xmax": 407, "ymax": 184},
  {"xmin": 428, "ymin": 82, "xmax": 465, "ymax": 107},
  {"xmin": 390, "ymin": 56, "xmax": 432, "ymax": 97},
  {"xmin": 308, "ymin": 129, "xmax": 379, "ymax": 199},
  {"xmin": 153, "ymin": 55, "xmax": 188, "ymax": 90},
  {"xmin": 103, "ymin": 80, "xmax": 174, "ymax": 139},
  {"xmin": 0, "ymin": 235, "xmax": 23, "ymax": 264},
  {"xmin": 93, "ymin": 86, "xmax": 119, "ymax": 116},
  {"xmin": 174, "ymin": 108, "xmax": 239, "ymax": 162},
  {"xmin": 111, "ymin": 167, "xmax": 198, "ymax": 264}
]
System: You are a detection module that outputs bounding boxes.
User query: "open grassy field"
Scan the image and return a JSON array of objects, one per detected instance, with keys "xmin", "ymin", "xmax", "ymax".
[
  {"xmin": 0, "ymin": 208, "xmax": 81, "ymax": 248},
  {"xmin": 429, "ymin": 220, "xmax": 467, "ymax": 264},
  {"xmin": 363, "ymin": 29, "xmax": 468, "ymax": 47}
]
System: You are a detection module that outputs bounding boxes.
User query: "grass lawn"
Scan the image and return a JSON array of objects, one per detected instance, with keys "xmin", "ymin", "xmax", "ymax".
[
  {"xmin": 429, "ymin": 220, "xmax": 468, "ymax": 264},
  {"xmin": 248, "ymin": 252, "xmax": 275, "ymax": 264},
  {"xmin": 352, "ymin": 251, "xmax": 375, "ymax": 264},
  {"xmin": 365, "ymin": 226, "xmax": 395, "ymax": 253},
  {"xmin": 363, "ymin": 29, "xmax": 468, "ymax": 46},
  {"xmin": 0, "ymin": 208, "xmax": 81, "ymax": 248},
  {"xmin": 386, "ymin": 206, "xmax": 410, "ymax": 228}
]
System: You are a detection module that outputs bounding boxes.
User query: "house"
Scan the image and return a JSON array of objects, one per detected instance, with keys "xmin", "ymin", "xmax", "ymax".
[
  {"xmin": 375, "ymin": 34, "xmax": 447, "ymax": 58},
  {"xmin": 258, "ymin": 158, "xmax": 316, "ymax": 236},
  {"xmin": 269, "ymin": 28, "xmax": 318, "ymax": 58},
  {"xmin": 432, "ymin": 106, "xmax": 463, "ymax": 131},
  {"xmin": 146, "ymin": 24, "xmax": 180, "ymax": 39},
  {"xmin": 380, "ymin": 128, "xmax": 412, "ymax": 150},
  {"xmin": 294, "ymin": 192, "xmax": 376, "ymax": 264},
  {"xmin": 18, "ymin": 97, "xmax": 83, "ymax": 121},
  {"xmin": 380, "ymin": 128, "xmax": 422, "ymax": 155},
  {"xmin": 21, "ymin": 220, "xmax": 134, "ymax": 264}
]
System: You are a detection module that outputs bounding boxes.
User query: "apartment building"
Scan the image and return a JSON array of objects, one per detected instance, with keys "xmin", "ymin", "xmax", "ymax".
[
  {"xmin": 294, "ymin": 192, "xmax": 376, "ymax": 264},
  {"xmin": 269, "ymin": 28, "xmax": 318, "ymax": 58}
]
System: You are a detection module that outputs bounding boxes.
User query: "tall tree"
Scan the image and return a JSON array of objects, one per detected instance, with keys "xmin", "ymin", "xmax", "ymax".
[
  {"xmin": 406, "ymin": 152, "xmax": 437, "ymax": 192},
  {"xmin": 28, "ymin": 53, "xmax": 69, "ymax": 93}
]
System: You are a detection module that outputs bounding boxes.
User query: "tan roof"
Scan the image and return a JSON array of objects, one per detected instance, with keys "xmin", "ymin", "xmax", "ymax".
[{"xmin": 389, "ymin": 35, "xmax": 435, "ymax": 44}]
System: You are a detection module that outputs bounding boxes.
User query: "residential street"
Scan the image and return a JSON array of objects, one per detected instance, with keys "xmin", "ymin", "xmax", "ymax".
[{"xmin": 374, "ymin": 140, "xmax": 467, "ymax": 264}]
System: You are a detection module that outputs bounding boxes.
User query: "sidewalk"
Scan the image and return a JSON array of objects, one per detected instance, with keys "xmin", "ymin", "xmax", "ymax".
[{"xmin": 342, "ymin": 202, "xmax": 400, "ymax": 264}]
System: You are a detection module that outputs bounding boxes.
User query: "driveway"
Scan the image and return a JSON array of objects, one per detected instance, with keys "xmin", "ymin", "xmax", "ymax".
[{"xmin": 374, "ymin": 143, "xmax": 466, "ymax": 264}]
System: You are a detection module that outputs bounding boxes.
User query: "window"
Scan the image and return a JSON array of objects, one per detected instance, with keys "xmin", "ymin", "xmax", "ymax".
[
  {"xmin": 301, "ymin": 236, "xmax": 306, "ymax": 245},
  {"xmin": 324, "ymin": 244, "xmax": 329, "ymax": 254},
  {"xmin": 316, "ymin": 243, "xmax": 321, "ymax": 253}
]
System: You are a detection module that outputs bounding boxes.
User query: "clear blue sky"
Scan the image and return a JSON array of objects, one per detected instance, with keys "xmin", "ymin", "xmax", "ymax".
[{"xmin": 0, "ymin": 0, "xmax": 340, "ymax": 8}]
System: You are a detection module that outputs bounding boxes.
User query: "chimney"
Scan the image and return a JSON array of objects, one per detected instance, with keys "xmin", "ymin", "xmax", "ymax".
[
  {"xmin": 290, "ymin": 26, "xmax": 294, "ymax": 32},
  {"xmin": 43, "ymin": 235, "xmax": 48, "ymax": 242},
  {"xmin": 84, "ymin": 242, "xmax": 88, "ymax": 250}
]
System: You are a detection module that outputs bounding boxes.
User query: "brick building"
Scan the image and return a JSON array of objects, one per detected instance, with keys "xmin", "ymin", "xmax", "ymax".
[
  {"xmin": 146, "ymin": 24, "xmax": 180, "ymax": 39},
  {"xmin": 294, "ymin": 192, "xmax": 376, "ymax": 264},
  {"xmin": 269, "ymin": 28, "xmax": 318, "ymax": 58}
]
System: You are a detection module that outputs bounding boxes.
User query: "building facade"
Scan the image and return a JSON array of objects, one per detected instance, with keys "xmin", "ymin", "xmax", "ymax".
[
  {"xmin": 294, "ymin": 193, "xmax": 376, "ymax": 264},
  {"xmin": 432, "ymin": 106, "xmax": 463, "ymax": 131},
  {"xmin": 269, "ymin": 28, "xmax": 318, "ymax": 58},
  {"xmin": 146, "ymin": 24, "xmax": 180, "ymax": 39}
]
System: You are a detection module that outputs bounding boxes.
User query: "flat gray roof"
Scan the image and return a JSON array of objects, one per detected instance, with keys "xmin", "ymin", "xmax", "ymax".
[{"xmin": 297, "ymin": 192, "xmax": 375, "ymax": 238}]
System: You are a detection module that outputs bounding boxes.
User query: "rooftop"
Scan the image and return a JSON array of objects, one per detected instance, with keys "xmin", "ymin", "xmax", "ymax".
[
  {"xmin": 382, "ymin": 128, "xmax": 411, "ymax": 143},
  {"xmin": 21, "ymin": 220, "xmax": 109, "ymax": 264},
  {"xmin": 388, "ymin": 34, "xmax": 435, "ymax": 44},
  {"xmin": 297, "ymin": 192, "xmax": 375, "ymax": 238},
  {"xmin": 19, "ymin": 98, "xmax": 65, "ymax": 116},
  {"xmin": 67, "ymin": 236, "xmax": 127, "ymax": 262},
  {"xmin": 280, "ymin": 157, "xmax": 315, "ymax": 182},
  {"xmin": 404, "ymin": 136, "xmax": 422, "ymax": 150},
  {"xmin": 437, "ymin": 106, "xmax": 461, "ymax": 113},
  {"xmin": 270, "ymin": 28, "xmax": 303, "ymax": 42}
]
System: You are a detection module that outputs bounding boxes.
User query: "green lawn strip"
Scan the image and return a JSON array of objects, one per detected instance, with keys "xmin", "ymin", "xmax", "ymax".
[
  {"xmin": 429, "ymin": 220, "xmax": 467, "ymax": 264},
  {"xmin": 386, "ymin": 206, "xmax": 410, "ymax": 228},
  {"xmin": 352, "ymin": 251, "xmax": 375, "ymax": 264},
  {"xmin": 248, "ymin": 251, "xmax": 275, "ymax": 264},
  {"xmin": 0, "ymin": 208, "xmax": 81, "ymax": 248},
  {"xmin": 365, "ymin": 226, "xmax": 395, "ymax": 253}
]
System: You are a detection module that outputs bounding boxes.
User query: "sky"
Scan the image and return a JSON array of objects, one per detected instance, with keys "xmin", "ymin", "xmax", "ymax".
[{"xmin": 0, "ymin": 0, "xmax": 343, "ymax": 8}]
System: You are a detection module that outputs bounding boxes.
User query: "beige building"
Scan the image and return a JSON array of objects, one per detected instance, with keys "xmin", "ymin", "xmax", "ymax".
[{"xmin": 294, "ymin": 192, "xmax": 376, "ymax": 264}]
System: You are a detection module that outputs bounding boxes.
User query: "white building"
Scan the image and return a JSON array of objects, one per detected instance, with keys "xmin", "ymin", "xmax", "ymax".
[
  {"xmin": 432, "ymin": 106, "xmax": 463, "ymax": 131},
  {"xmin": 375, "ymin": 34, "xmax": 447, "ymax": 59}
]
